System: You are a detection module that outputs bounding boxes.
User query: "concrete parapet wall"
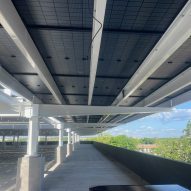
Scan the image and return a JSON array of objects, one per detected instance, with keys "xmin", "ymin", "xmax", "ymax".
[{"xmin": 94, "ymin": 142, "xmax": 191, "ymax": 189}]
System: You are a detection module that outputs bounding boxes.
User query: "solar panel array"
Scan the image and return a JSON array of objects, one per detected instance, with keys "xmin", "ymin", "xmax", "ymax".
[{"xmin": 0, "ymin": 0, "xmax": 189, "ymax": 124}]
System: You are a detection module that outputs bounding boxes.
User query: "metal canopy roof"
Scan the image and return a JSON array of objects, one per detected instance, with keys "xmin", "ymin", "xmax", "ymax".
[{"xmin": 0, "ymin": 0, "xmax": 190, "ymax": 135}]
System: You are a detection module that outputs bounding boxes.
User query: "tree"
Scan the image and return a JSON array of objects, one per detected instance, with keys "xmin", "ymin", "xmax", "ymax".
[
  {"xmin": 140, "ymin": 138, "xmax": 156, "ymax": 144},
  {"xmin": 89, "ymin": 135, "xmax": 139, "ymax": 150},
  {"xmin": 183, "ymin": 120, "xmax": 191, "ymax": 137},
  {"xmin": 154, "ymin": 138, "xmax": 191, "ymax": 163}
]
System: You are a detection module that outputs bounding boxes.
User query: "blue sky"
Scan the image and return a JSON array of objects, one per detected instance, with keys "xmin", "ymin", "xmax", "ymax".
[{"xmin": 105, "ymin": 101, "xmax": 191, "ymax": 138}]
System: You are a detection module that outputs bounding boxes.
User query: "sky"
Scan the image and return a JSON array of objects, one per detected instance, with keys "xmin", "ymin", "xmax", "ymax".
[{"xmin": 104, "ymin": 101, "xmax": 191, "ymax": 138}]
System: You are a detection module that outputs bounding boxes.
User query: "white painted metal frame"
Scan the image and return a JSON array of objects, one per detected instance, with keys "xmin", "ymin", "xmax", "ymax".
[
  {"xmin": 34, "ymin": 104, "xmax": 171, "ymax": 117},
  {"xmin": 111, "ymin": 67, "xmax": 191, "ymax": 123},
  {"xmin": 115, "ymin": 89, "xmax": 191, "ymax": 124},
  {"xmin": 159, "ymin": 89, "xmax": 191, "ymax": 107},
  {"xmin": 88, "ymin": 0, "xmax": 107, "ymax": 105},
  {"xmin": 0, "ymin": 0, "xmax": 63, "ymax": 104},
  {"xmin": 0, "ymin": 122, "xmax": 121, "ymax": 128},
  {"xmin": 112, "ymin": 1, "xmax": 191, "ymax": 106},
  {"xmin": 0, "ymin": 66, "xmax": 41, "ymax": 103},
  {"xmin": 135, "ymin": 67, "xmax": 191, "ymax": 107},
  {"xmin": 100, "ymin": 0, "xmax": 191, "ymax": 123},
  {"xmin": 1, "ymin": 102, "xmax": 169, "ymax": 119}
]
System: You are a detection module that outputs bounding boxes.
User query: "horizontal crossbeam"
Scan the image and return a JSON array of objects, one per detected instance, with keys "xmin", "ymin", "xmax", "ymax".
[{"xmin": 32, "ymin": 104, "xmax": 171, "ymax": 117}]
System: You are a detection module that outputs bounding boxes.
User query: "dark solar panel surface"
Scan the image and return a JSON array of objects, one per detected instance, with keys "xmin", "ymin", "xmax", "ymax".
[{"xmin": 0, "ymin": 0, "xmax": 189, "ymax": 123}]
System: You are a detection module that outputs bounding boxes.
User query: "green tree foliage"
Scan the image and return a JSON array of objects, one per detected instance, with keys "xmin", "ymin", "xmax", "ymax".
[
  {"xmin": 140, "ymin": 138, "xmax": 156, "ymax": 144},
  {"xmin": 183, "ymin": 120, "xmax": 191, "ymax": 137},
  {"xmin": 89, "ymin": 135, "xmax": 139, "ymax": 150},
  {"xmin": 87, "ymin": 120, "xmax": 191, "ymax": 164},
  {"xmin": 154, "ymin": 138, "xmax": 191, "ymax": 163}
]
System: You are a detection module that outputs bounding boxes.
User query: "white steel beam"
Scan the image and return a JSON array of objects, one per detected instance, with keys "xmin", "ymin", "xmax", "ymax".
[
  {"xmin": 116, "ymin": 89, "xmax": 191, "ymax": 124},
  {"xmin": 101, "ymin": 0, "xmax": 191, "ymax": 122},
  {"xmin": 0, "ymin": 113, "xmax": 20, "ymax": 117},
  {"xmin": 159, "ymin": 89, "xmax": 191, "ymax": 107},
  {"xmin": 111, "ymin": 67, "xmax": 191, "ymax": 123},
  {"xmin": 135, "ymin": 67, "xmax": 191, "ymax": 107},
  {"xmin": 0, "ymin": 66, "xmax": 41, "ymax": 103},
  {"xmin": 0, "ymin": 0, "xmax": 63, "ymax": 104},
  {"xmin": 74, "ymin": 128, "xmax": 107, "ymax": 136},
  {"xmin": 0, "ymin": 89, "xmax": 20, "ymax": 105},
  {"xmin": 88, "ymin": 0, "xmax": 107, "ymax": 105},
  {"xmin": 67, "ymin": 123, "xmax": 120, "ymax": 128},
  {"xmin": 36, "ymin": 104, "xmax": 171, "ymax": 117},
  {"xmin": 0, "ymin": 122, "xmax": 121, "ymax": 128},
  {"xmin": 113, "ymin": 1, "xmax": 191, "ymax": 106},
  {"xmin": 0, "ymin": 102, "xmax": 19, "ymax": 115},
  {"xmin": 71, "ymin": 127, "xmax": 109, "ymax": 132}
]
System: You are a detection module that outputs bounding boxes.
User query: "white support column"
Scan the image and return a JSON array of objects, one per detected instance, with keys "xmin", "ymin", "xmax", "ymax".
[
  {"xmin": 77, "ymin": 135, "xmax": 80, "ymax": 142},
  {"xmin": 26, "ymin": 116, "xmax": 39, "ymax": 156},
  {"xmin": 45, "ymin": 135, "xmax": 48, "ymax": 145},
  {"xmin": 16, "ymin": 105, "xmax": 44, "ymax": 191},
  {"xmin": 75, "ymin": 133, "xmax": 77, "ymax": 143},
  {"xmin": 13, "ymin": 135, "xmax": 15, "ymax": 145},
  {"xmin": 67, "ymin": 128, "xmax": 72, "ymax": 157},
  {"xmin": 17, "ymin": 135, "xmax": 19, "ymax": 145},
  {"xmin": 2, "ymin": 135, "xmax": 5, "ymax": 146},
  {"xmin": 58, "ymin": 124, "xmax": 63, "ymax": 147},
  {"xmin": 72, "ymin": 132, "xmax": 75, "ymax": 143},
  {"xmin": 68, "ymin": 128, "xmax": 71, "ymax": 144},
  {"xmin": 72, "ymin": 132, "xmax": 75, "ymax": 151},
  {"xmin": 56, "ymin": 123, "xmax": 66, "ymax": 164},
  {"xmin": 13, "ymin": 135, "xmax": 15, "ymax": 142}
]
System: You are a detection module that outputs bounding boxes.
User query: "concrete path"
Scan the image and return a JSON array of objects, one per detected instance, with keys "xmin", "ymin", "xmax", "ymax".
[{"xmin": 44, "ymin": 144, "xmax": 146, "ymax": 191}]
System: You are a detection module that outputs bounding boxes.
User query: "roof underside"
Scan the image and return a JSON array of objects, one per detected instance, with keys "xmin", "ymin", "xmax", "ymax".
[{"xmin": 0, "ymin": 0, "xmax": 190, "ymax": 135}]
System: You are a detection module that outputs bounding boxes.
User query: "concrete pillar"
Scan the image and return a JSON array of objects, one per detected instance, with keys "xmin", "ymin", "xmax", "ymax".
[
  {"xmin": 45, "ymin": 135, "xmax": 48, "ymax": 145},
  {"xmin": 67, "ymin": 129, "xmax": 72, "ymax": 157},
  {"xmin": 16, "ymin": 156, "xmax": 44, "ymax": 191},
  {"xmin": 17, "ymin": 135, "xmax": 20, "ymax": 146},
  {"xmin": 76, "ymin": 134, "xmax": 80, "ymax": 143},
  {"xmin": 76, "ymin": 135, "xmax": 78, "ymax": 142},
  {"xmin": 56, "ymin": 124, "xmax": 66, "ymax": 164},
  {"xmin": 16, "ymin": 105, "xmax": 44, "ymax": 191},
  {"xmin": 72, "ymin": 132, "xmax": 75, "ymax": 151},
  {"xmin": 78, "ymin": 135, "xmax": 80, "ymax": 142},
  {"xmin": 13, "ymin": 135, "xmax": 15, "ymax": 144},
  {"xmin": 2, "ymin": 135, "xmax": 5, "ymax": 147},
  {"xmin": 58, "ymin": 124, "xmax": 63, "ymax": 147},
  {"xmin": 27, "ymin": 116, "xmax": 39, "ymax": 156}
]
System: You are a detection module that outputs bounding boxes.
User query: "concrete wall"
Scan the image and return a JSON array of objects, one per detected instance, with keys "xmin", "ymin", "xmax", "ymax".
[{"xmin": 94, "ymin": 142, "xmax": 191, "ymax": 189}]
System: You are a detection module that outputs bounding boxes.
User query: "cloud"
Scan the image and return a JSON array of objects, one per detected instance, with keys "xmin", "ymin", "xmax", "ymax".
[
  {"xmin": 149, "ymin": 108, "xmax": 191, "ymax": 123},
  {"xmin": 145, "ymin": 126, "xmax": 153, "ymax": 130},
  {"xmin": 104, "ymin": 107, "xmax": 191, "ymax": 138},
  {"xmin": 165, "ymin": 128, "xmax": 176, "ymax": 131}
]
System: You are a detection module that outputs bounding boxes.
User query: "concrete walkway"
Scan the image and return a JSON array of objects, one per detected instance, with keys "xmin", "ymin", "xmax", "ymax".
[{"xmin": 44, "ymin": 144, "xmax": 146, "ymax": 191}]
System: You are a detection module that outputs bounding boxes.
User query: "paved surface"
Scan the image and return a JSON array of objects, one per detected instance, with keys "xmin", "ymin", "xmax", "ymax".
[
  {"xmin": 44, "ymin": 144, "xmax": 146, "ymax": 191},
  {"xmin": 0, "ymin": 145, "xmax": 56, "ymax": 191}
]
